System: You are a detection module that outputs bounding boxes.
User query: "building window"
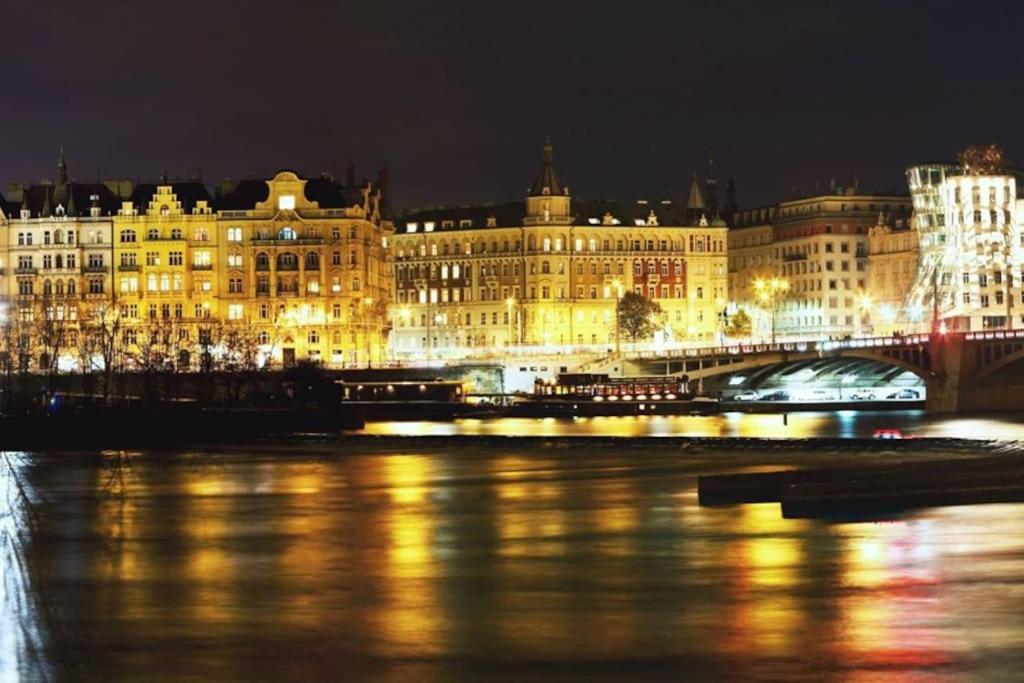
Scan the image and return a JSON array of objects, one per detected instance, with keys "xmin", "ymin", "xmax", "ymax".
[
  {"xmin": 228, "ymin": 304, "xmax": 244, "ymax": 320},
  {"xmin": 227, "ymin": 227, "xmax": 243, "ymax": 242}
]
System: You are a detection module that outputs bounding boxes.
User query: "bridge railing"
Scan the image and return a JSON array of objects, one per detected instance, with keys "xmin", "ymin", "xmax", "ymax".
[
  {"xmin": 965, "ymin": 329, "xmax": 1024, "ymax": 342},
  {"xmin": 631, "ymin": 334, "xmax": 935, "ymax": 361}
]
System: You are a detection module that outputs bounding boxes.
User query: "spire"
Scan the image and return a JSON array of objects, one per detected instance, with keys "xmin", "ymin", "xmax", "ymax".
[
  {"xmin": 529, "ymin": 137, "xmax": 566, "ymax": 197},
  {"xmin": 723, "ymin": 176, "xmax": 738, "ymax": 227},
  {"xmin": 160, "ymin": 169, "xmax": 169, "ymax": 184},
  {"xmin": 345, "ymin": 159, "xmax": 356, "ymax": 189},
  {"xmin": 57, "ymin": 145, "xmax": 68, "ymax": 186},
  {"xmin": 66, "ymin": 182, "xmax": 76, "ymax": 217},
  {"xmin": 20, "ymin": 190, "xmax": 31, "ymax": 218},
  {"xmin": 41, "ymin": 185, "xmax": 53, "ymax": 217},
  {"xmin": 684, "ymin": 171, "xmax": 705, "ymax": 225},
  {"xmin": 704, "ymin": 157, "xmax": 719, "ymax": 220}
]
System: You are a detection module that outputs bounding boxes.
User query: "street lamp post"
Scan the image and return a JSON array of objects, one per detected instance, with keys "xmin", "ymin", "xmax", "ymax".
[
  {"xmin": 611, "ymin": 278, "xmax": 623, "ymax": 356},
  {"xmin": 855, "ymin": 292, "xmax": 873, "ymax": 338},
  {"xmin": 505, "ymin": 297, "xmax": 515, "ymax": 360},
  {"xmin": 754, "ymin": 277, "xmax": 789, "ymax": 345},
  {"xmin": 362, "ymin": 296, "xmax": 374, "ymax": 367}
]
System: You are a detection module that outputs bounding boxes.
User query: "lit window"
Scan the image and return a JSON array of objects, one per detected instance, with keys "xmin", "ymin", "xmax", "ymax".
[
  {"xmin": 228, "ymin": 304, "xmax": 244, "ymax": 320},
  {"xmin": 278, "ymin": 195, "xmax": 296, "ymax": 211}
]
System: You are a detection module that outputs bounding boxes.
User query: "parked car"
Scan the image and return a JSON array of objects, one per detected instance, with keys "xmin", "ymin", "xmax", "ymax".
[
  {"xmin": 886, "ymin": 389, "xmax": 921, "ymax": 400},
  {"xmin": 873, "ymin": 428, "xmax": 904, "ymax": 439},
  {"xmin": 732, "ymin": 390, "xmax": 760, "ymax": 402},
  {"xmin": 807, "ymin": 389, "xmax": 837, "ymax": 401},
  {"xmin": 760, "ymin": 390, "xmax": 790, "ymax": 401},
  {"xmin": 850, "ymin": 389, "xmax": 877, "ymax": 400}
]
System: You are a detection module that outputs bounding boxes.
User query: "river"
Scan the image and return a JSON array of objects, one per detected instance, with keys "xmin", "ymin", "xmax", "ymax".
[
  {"xmin": 4, "ymin": 434, "xmax": 1024, "ymax": 681},
  {"xmin": 363, "ymin": 409, "xmax": 1024, "ymax": 440}
]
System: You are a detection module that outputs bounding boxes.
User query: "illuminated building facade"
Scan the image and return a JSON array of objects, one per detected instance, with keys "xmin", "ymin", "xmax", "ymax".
[
  {"xmin": 728, "ymin": 188, "xmax": 912, "ymax": 339},
  {"xmin": 0, "ymin": 151, "xmax": 118, "ymax": 368},
  {"xmin": 866, "ymin": 221, "xmax": 918, "ymax": 335},
  {"xmin": 905, "ymin": 158, "xmax": 1024, "ymax": 331},
  {"xmin": 390, "ymin": 142, "xmax": 728, "ymax": 357},
  {"xmin": 0, "ymin": 154, "xmax": 393, "ymax": 370}
]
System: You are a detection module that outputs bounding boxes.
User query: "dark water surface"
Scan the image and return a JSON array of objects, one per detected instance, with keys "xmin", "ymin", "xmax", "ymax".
[{"xmin": 5, "ymin": 441, "xmax": 1024, "ymax": 681}]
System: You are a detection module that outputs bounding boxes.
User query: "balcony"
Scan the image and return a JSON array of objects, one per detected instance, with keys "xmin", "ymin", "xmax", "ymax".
[
  {"xmin": 15, "ymin": 267, "xmax": 38, "ymax": 275},
  {"xmin": 191, "ymin": 264, "xmax": 213, "ymax": 271},
  {"xmin": 85, "ymin": 265, "xmax": 109, "ymax": 273},
  {"xmin": 255, "ymin": 263, "xmax": 271, "ymax": 271},
  {"xmin": 252, "ymin": 238, "xmax": 324, "ymax": 246},
  {"xmin": 783, "ymin": 252, "xmax": 807, "ymax": 262},
  {"xmin": 276, "ymin": 264, "xmax": 299, "ymax": 271},
  {"xmin": 118, "ymin": 263, "xmax": 140, "ymax": 272}
]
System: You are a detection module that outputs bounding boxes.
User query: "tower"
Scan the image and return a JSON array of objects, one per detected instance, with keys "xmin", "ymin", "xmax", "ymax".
[
  {"xmin": 684, "ymin": 171, "xmax": 705, "ymax": 226},
  {"xmin": 704, "ymin": 158, "xmax": 719, "ymax": 220},
  {"xmin": 723, "ymin": 177, "xmax": 738, "ymax": 227},
  {"xmin": 525, "ymin": 138, "xmax": 571, "ymax": 224}
]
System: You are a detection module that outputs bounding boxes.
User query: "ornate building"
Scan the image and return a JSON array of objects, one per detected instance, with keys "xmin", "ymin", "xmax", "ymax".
[
  {"xmin": 866, "ymin": 220, "xmax": 919, "ymax": 335},
  {"xmin": 0, "ymin": 154, "xmax": 393, "ymax": 370},
  {"xmin": 728, "ymin": 187, "xmax": 912, "ymax": 339},
  {"xmin": 390, "ymin": 142, "xmax": 728, "ymax": 357}
]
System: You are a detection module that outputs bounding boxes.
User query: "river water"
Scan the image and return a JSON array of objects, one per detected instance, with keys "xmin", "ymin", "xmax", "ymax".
[
  {"xmin": 4, "ymin": 419, "xmax": 1024, "ymax": 680},
  {"xmin": 363, "ymin": 409, "xmax": 1024, "ymax": 440}
]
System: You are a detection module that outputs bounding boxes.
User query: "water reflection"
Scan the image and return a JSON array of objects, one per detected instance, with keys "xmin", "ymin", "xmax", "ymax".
[
  {"xmin": 8, "ymin": 446, "xmax": 1024, "ymax": 679},
  {"xmin": 362, "ymin": 410, "xmax": 1024, "ymax": 441}
]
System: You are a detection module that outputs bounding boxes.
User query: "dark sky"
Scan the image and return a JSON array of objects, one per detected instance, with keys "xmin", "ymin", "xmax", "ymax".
[{"xmin": 3, "ymin": 0, "xmax": 1023, "ymax": 211}]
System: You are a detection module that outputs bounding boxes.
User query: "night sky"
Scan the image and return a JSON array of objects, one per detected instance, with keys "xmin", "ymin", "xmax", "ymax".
[{"xmin": 4, "ymin": 1, "xmax": 1023, "ymax": 212}]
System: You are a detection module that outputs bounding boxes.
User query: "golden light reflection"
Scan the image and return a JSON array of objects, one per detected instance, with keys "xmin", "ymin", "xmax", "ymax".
[
  {"xmin": 722, "ymin": 504, "xmax": 807, "ymax": 657},
  {"xmin": 368, "ymin": 455, "xmax": 444, "ymax": 655}
]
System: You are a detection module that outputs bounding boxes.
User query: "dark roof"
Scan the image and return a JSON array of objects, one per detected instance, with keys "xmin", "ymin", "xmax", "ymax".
[
  {"xmin": 402, "ymin": 197, "xmax": 723, "ymax": 231},
  {"xmin": 130, "ymin": 181, "xmax": 212, "ymax": 213},
  {"xmin": 215, "ymin": 178, "xmax": 270, "ymax": 210},
  {"xmin": 403, "ymin": 201, "xmax": 525, "ymax": 229},
  {"xmin": 529, "ymin": 141, "xmax": 567, "ymax": 197},
  {"xmin": 303, "ymin": 176, "xmax": 363, "ymax": 209},
  {"xmin": 215, "ymin": 174, "xmax": 364, "ymax": 211},
  {"xmin": 10, "ymin": 181, "xmax": 121, "ymax": 218}
]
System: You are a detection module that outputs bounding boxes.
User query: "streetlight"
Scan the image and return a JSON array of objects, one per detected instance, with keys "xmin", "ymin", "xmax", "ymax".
[
  {"xmin": 754, "ymin": 276, "xmax": 789, "ymax": 345},
  {"xmin": 362, "ymin": 296, "xmax": 374, "ymax": 367},
  {"xmin": 505, "ymin": 297, "xmax": 516, "ymax": 358},
  {"xmin": 611, "ymin": 278, "xmax": 623, "ymax": 356},
  {"xmin": 855, "ymin": 291, "xmax": 873, "ymax": 338}
]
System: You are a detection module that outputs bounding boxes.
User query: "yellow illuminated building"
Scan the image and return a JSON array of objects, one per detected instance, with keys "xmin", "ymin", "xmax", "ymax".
[
  {"xmin": 391, "ymin": 142, "xmax": 729, "ymax": 357},
  {"xmin": 866, "ymin": 220, "xmax": 919, "ymax": 335},
  {"xmin": 0, "ymin": 154, "xmax": 393, "ymax": 370},
  {"xmin": 728, "ymin": 188, "xmax": 912, "ymax": 340}
]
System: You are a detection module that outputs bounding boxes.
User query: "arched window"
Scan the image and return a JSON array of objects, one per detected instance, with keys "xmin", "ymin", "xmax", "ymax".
[
  {"xmin": 278, "ymin": 227, "xmax": 296, "ymax": 240},
  {"xmin": 277, "ymin": 253, "xmax": 297, "ymax": 269},
  {"xmin": 256, "ymin": 252, "xmax": 269, "ymax": 269},
  {"xmin": 306, "ymin": 252, "xmax": 319, "ymax": 269},
  {"xmin": 67, "ymin": 279, "xmax": 76, "ymax": 295},
  {"xmin": 171, "ymin": 227, "xmax": 183, "ymax": 239},
  {"xmin": 56, "ymin": 280, "xmax": 64, "ymax": 295},
  {"xmin": 146, "ymin": 228, "xmax": 159, "ymax": 240},
  {"xmin": 147, "ymin": 274, "xmax": 157, "ymax": 292},
  {"xmin": 43, "ymin": 280, "xmax": 52, "ymax": 296}
]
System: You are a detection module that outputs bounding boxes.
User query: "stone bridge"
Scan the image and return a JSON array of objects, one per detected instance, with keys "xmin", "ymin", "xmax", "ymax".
[{"xmin": 620, "ymin": 330, "xmax": 1024, "ymax": 414}]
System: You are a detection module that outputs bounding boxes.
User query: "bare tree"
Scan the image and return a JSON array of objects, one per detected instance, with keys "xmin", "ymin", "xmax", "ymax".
[{"xmin": 81, "ymin": 303, "xmax": 124, "ymax": 404}]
